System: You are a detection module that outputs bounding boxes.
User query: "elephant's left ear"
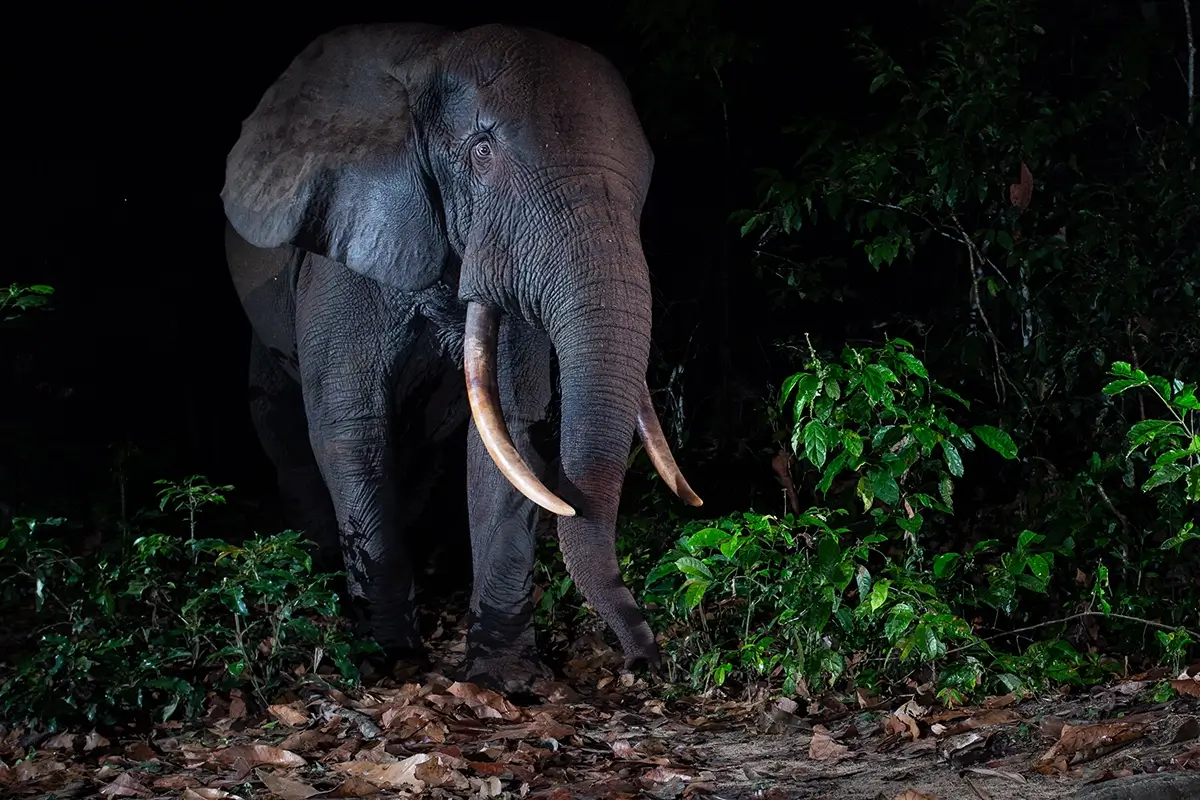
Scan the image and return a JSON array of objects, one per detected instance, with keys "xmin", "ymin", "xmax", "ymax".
[{"xmin": 221, "ymin": 24, "xmax": 450, "ymax": 293}]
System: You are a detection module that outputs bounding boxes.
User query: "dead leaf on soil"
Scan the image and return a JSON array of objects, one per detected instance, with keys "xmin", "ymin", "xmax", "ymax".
[
  {"xmin": 257, "ymin": 768, "xmax": 319, "ymax": 800},
  {"xmin": 1170, "ymin": 676, "xmax": 1200, "ymax": 698},
  {"xmin": 809, "ymin": 724, "xmax": 852, "ymax": 762},
  {"xmin": 891, "ymin": 792, "xmax": 939, "ymax": 800},
  {"xmin": 214, "ymin": 744, "xmax": 306, "ymax": 768},
  {"xmin": 1033, "ymin": 718, "xmax": 1149, "ymax": 774},
  {"xmin": 328, "ymin": 776, "xmax": 380, "ymax": 798},
  {"xmin": 99, "ymin": 771, "xmax": 152, "ymax": 797},
  {"xmin": 268, "ymin": 703, "xmax": 310, "ymax": 727},
  {"xmin": 15, "ymin": 758, "xmax": 66, "ymax": 782},
  {"xmin": 446, "ymin": 681, "xmax": 522, "ymax": 721}
]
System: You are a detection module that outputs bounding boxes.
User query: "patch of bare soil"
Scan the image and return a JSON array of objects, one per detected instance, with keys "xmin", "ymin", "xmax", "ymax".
[{"xmin": 1, "ymin": 618, "xmax": 1197, "ymax": 800}]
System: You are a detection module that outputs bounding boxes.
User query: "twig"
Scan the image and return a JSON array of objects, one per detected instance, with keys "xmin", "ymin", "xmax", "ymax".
[
  {"xmin": 1127, "ymin": 319, "xmax": 1147, "ymax": 421},
  {"xmin": 951, "ymin": 212, "xmax": 1007, "ymax": 403},
  {"xmin": 1093, "ymin": 481, "xmax": 1134, "ymax": 534},
  {"xmin": 1185, "ymin": 0, "xmax": 1195, "ymax": 127},
  {"xmin": 944, "ymin": 611, "xmax": 1200, "ymax": 658}
]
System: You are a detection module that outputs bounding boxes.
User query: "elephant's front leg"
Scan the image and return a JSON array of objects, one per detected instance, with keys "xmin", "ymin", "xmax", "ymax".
[
  {"xmin": 296, "ymin": 273, "xmax": 422, "ymax": 661},
  {"xmin": 465, "ymin": 321, "xmax": 555, "ymax": 694}
]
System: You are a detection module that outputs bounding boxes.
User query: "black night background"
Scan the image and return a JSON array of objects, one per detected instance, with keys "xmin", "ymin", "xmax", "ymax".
[{"xmin": 1, "ymin": 1, "xmax": 1197, "ymax": 796}]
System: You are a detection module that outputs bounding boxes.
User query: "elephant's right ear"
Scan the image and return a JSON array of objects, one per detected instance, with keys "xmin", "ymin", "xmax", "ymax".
[{"xmin": 222, "ymin": 24, "xmax": 450, "ymax": 293}]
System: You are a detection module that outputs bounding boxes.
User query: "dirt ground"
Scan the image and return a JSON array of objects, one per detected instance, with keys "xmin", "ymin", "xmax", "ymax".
[{"xmin": 2, "ymin": 618, "xmax": 1198, "ymax": 799}]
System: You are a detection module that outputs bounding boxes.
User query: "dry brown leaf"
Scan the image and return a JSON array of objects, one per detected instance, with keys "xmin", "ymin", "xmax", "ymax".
[
  {"xmin": 85, "ymin": 731, "xmax": 111, "ymax": 751},
  {"xmin": 612, "ymin": 740, "xmax": 638, "ymax": 759},
  {"xmin": 893, "ymin": 711, "xmax": 921, "ymax": 741},
  {"xmin": 1009, "ymin": 160, "xmax": 1033, "ymax": 211},
  {"xmin": 1170, "ymin": 677, "xmax": 1200, "ymax": 698},
  {"xmin": 182, "ymin": 789, "xmax": 235, "ymax": 800},
  {"xmin": 332, "ymin": 754, "xmax": 442, "ymax": 791},
  {"xmin": 893, "ymin": 792, "xmax": 939, "ymax": 800},
  {"xmin": 43, "ymin": 732, "xmax": 79, "ymax": 751},
  {"xmin": 257, "ymin": 769, "xmax": 319, "ymax": 800},
  {"xmin": 151, "ymin": 774, "xmax": 200, "ymax": 790},
  {"xmin": 268, "ymin": 703, "xmax": 310, "ymax": 727},
  {"xmin": 446, "ymin": 681, "xmax": 522, "ymax": 721},
  {"xmin": 328, "ymin": 776, "xmax": 380, "ymax": 798},
  {"xmin": 277, "ymin": 730, "xmax": 335, "ymax": 753},
  {"xmin": 1034, "ymin": 719, "xmax": 1149, "ymax": 773},
  {"xmin": 15, "ymin": 758, "xmax": 66, "ymax": 782},
  {"xmin": 945, "ymin": 708, "xmax": 1022, "ymax": 733},
  {"xmin": 99, "ymin": 772, "xmax": 151, "ymax": 798},
  {"xmin": 981, "ymin": 693, "xmax": 1017, "ymax": 709},
  {"xmin": 124, "ymin": 742, "xmax": 157, "ymax": 762},
  {"xmin": 229, "ymin": 693, "xmax": 248, "ymax": 719},
  {"xmin": 0, "ymin": 764, "xmax": 13, "ymax": 785},
  {"xmin": 808, "ymin": 725, "xmax": 851, "ymax": 762},
  {"xmin": 215, "ymin": 744, "xmax": 306, "ymax": 768}
]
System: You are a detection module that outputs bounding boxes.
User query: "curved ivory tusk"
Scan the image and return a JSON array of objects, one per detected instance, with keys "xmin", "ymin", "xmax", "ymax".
[
  {"xmin": 464, "ymin": 302, "xmax": 577, "ymax": 517},
  {"xmin": 636, "ymin": 382, "xmax": 704, "ymax": 507}
]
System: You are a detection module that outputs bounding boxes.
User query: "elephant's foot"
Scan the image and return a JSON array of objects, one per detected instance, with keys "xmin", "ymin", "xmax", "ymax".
[
  {"xmin": 464, "ymin": 604, "xmax": 553, "ymax": 697},
  {"xmin": 464, "ymin": 647, "xmax": 555, "ymax": 697}
]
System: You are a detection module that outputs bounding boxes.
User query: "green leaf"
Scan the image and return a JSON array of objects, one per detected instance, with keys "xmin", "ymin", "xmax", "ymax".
[
  {"xmin": 1102, "ymin": 378, "xmax": 1144, "ymax": 395},
  {"xmin": 675, "ymin": 556, "xmax": 713, "ymax": 581},
  {"xmin": 779, "ymin": 373, "xmax": 802, "ymax": 409},
  {"xmin": 972, "ymin": 426, "xmax": 1017, "ymax": 459},
  {"xmin": 842, "ymin": 430, "xmax": 864, "ymax": 462},
  {"xmin": 864, "ymin": 579, "xmax": 891, "ymax": 613},
  {"xmin": 933, "ymin": 552, "xmax": 960, "ymax": 578},
  {"xmin": 1127, "ymin": 419, "xmax": 1187, "ymax": 452},
  {"xmin": 870, "ymin": 469, "xmax": 900, "ymax": 506},
  {"xmin": 1016, "ymin": 530, "xmax": 1045, "ymax": 551},
  {"xmin": 817, "ymin": 534, "xmax": 842, "ymax": 573},
  {"xmin": 939, "ymin": 475, "xmax": 954, "ymax": 511},
  {"xmin": 816, "ymin": 450, "xmax": 849, "ymax": 494},
  {"xmin": 941, "ymin": 440, "xmax": 964, "ymax": 477},
  {"xmin": 861, "ymin": 365, "xmax": 893, "ymax": 405},
  {"xmin": 1109, "ymin": 361, "xmax": 1133, "ymax": 377},
  {"xmin": 685, "ymin": 527, "xmax": 730, "ymax": 550},
  {"xmin": 896, "ymin": 352, "xmax": 928, "ymax": 378},
  {"xmin": 803, "ymin": 420, "xmax": 835, "ymax": 469},
  {"xmin": 792, "ymin": 373, "xmax": 823, "ymax": 418},
  {"xmin": 1142, "ymin": 463, "xmax": 1188, "ymax": 492},
  {"xmin": 884, "ymin": 603, "xmax": 915, "ymax": 642},
  {"xmin": 1025, "ymin": 553, "xmax": 1050, "ymax": 585},
  {"xmin": 682, "ymin": 579, "xmax": 710, "ymax": 611}
]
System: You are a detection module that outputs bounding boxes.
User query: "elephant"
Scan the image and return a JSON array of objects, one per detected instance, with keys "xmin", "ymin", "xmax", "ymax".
[{"xmin": 221, "ymin": 21, "xmax": 703, "ymax": 692}]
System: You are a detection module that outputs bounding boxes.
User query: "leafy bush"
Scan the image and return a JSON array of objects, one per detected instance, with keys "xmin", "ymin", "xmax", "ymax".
[
  {"xmin": 641, "ymin": 344, "xmax": 1198, "ymax": 701},
  {"xmin": 0, "ymin": 480, "xmax": 374, "ymax": 730}
]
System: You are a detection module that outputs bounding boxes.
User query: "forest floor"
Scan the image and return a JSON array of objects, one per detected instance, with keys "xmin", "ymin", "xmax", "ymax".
[{"xmin": 2, "ymin": 605, "xmax": 1198, "ymax": 800}]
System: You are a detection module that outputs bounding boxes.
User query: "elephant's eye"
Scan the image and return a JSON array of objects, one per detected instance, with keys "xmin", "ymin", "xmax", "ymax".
[
  {"xmin": 474, "ymin": 141, "xmax": 492, "ymax": 158},
  {"xmin": 471, "ymin": 138, "xmax": 495, "ymax": 172}
]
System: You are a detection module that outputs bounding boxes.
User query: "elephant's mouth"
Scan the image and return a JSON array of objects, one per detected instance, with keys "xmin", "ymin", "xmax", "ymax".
[{"xmin": 462, "ymin": 301, "xmax": 702, "ymax": 516}]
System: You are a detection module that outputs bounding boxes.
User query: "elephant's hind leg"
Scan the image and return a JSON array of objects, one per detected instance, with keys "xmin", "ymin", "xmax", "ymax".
[{"xmin": 247, "ymin": 332, "xmax": 341, "ymax": 573}]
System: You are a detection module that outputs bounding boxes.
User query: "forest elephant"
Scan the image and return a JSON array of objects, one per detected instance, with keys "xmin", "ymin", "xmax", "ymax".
[{"xmin": 220, "ymin": 22, "xmax": 702, "ymax": 692}]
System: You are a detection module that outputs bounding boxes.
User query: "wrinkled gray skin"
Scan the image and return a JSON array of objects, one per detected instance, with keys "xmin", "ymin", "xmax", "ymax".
[{"xmin": 222, "ymin": 22, "xmax": 665, "ymax": 691}]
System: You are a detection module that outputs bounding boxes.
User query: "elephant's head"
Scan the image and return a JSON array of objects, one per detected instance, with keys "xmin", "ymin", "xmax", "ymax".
[{"xmin": 220, "ymin": 22, "xmax": 700, "ymax": 668}]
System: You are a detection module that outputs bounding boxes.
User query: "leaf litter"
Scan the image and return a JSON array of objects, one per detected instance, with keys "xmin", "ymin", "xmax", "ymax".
[{"xmin": 1, "ymin": 622, "xmax": 1197, "ymax": 799}]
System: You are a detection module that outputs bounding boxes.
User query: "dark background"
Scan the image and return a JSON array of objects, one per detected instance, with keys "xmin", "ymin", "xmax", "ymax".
[
  {"xmin": 3, "ymin": 1, "xmax": 1160, "ymax": 533},
  {"xmin": 3, "ymin": 1, "xmax": 917, "ymax": 525}
]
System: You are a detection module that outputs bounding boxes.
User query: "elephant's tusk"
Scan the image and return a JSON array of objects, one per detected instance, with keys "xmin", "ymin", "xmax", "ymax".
[
  {"xmin": 636, "ymin": 382, "xmax": 703, "ymax": 507},
  {"xmin": 464, "ymin": 302, "xmax": 577, "ymax": 517}
]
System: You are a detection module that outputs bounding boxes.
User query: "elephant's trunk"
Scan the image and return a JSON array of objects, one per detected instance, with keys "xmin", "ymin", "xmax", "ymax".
[{"xmin": 461, "ymin": 231, "xmax": 699, "ymax": 668}]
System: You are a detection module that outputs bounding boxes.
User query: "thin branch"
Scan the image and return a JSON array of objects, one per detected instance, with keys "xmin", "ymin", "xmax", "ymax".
[
  {"xmin": 1185, "ymin": 0, "xmax": 1195, "ymax": 127},
  {"xmin": 951, "ymin": 212, "xmax": 1007, "ymax": 403},
  {"xmin": 944, "ymin": 611, "xmax": 1200, "ymax": 658},
  {"xmin": 1093, "ymin": 481, "xmax": 1135, "ymax": 535}
]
